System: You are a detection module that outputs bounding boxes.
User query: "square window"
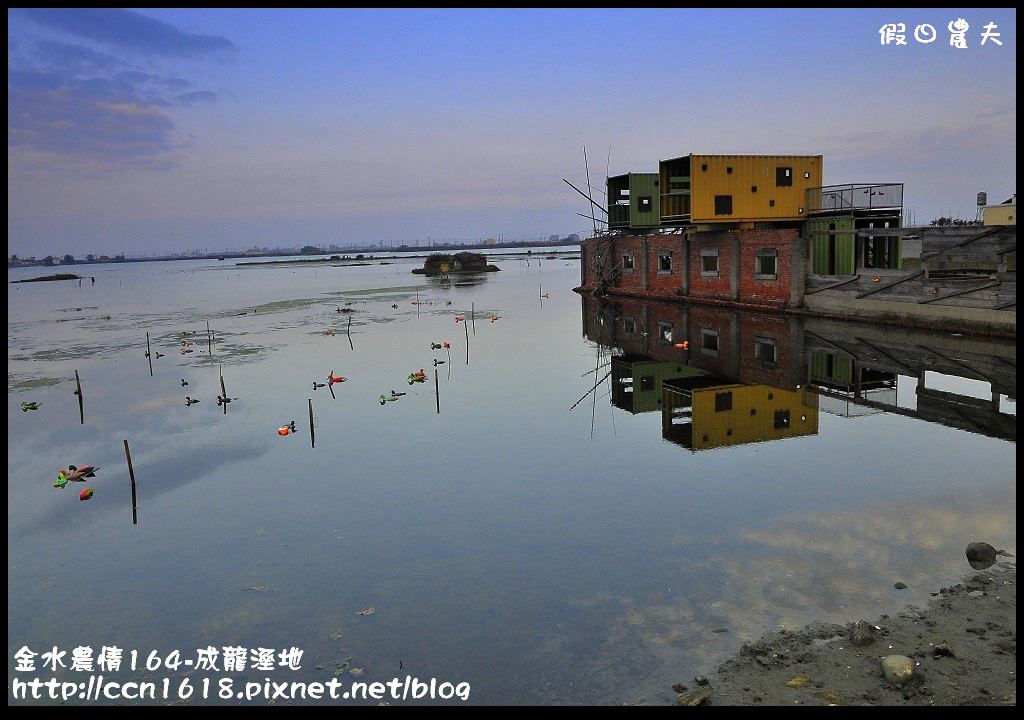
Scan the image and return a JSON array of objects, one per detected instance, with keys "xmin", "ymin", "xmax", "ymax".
[
  {"xmin": 701, "ymin": 163, "xmax": 708, "ymax": 171},
  {"xmin": 754, "ymin": 337, "xmax": 777, "ymax": 365},
  {"xmin": 622, "ymin": 251, "xmax": 634, "ymax": 272},
  {"xmin": 755, "ymin": 249, "xmax": 778, "ymax": 279},
  {"xmin": 623, "ymin": 316, "xmax": 636, "ymax": 335},
  {"xmin": 751, "ymin": 185, "xmax": 757, "ymax": 193},
  {"xmin": 776, "ymin": 167, "xmax": 793, "ymax": 187},
  {"xmin": 657, "ymin": 252, "xmax": 672, "ymax": 274},
  {"xmin": 640, "ymin": 375, "xmax": 654, "ymax": 391},
  {"xmin": 804, "ymin": 171, "xmax": 811, "ymax": 178},
  {"xmin": 727, "ymin": 166, "xmax": 733, "ymax": 174},
  {"xmin": 714, "ymin": 195, "xmax": 733, "ymax": 215},
  {"xmin": 769, "ymin": 200, "xmax": 775, "ymax": 207},
  {"xmin": 701, "ymin": 327, "xmax": 719, "ymax": 354},
  {"xmin": 715, "ymin": 391, "xmax": 732, "ymax": 412},
  {"xmin": 658, "ymin": 321, "xmax": 673, "ymax": 343},
  {"xmin": 638, "ymin": 196, "xmax": 653, "ymax": 213},
  {"xmin": 701, "ymin": 251, "xmax": 719, "ymax": 277},
  {"xmin": 774, "ymin": 409, "xmax": 790, "ymax": 429}
]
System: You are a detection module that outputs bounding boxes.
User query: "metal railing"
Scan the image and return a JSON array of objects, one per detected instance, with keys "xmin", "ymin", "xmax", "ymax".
[{"xmin": 807, "ymin": 183, "xmax": 904, "ymax": 214}]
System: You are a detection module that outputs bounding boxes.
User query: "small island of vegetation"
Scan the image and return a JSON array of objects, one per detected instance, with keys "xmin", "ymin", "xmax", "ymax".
[
  {"xmin": 412, "ymin": 252, "xmax": 500, "ymax": 277},
  {"xmin": 10, "ymin": 273, "xmax": 82, "ymax": 283}
]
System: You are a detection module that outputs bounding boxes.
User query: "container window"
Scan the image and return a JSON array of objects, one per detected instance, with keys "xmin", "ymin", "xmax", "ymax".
[
  {"xmin": 776, "ymin": 167, "xmax": 793, "ymax": 187},
  {"xmin": 714, "ymin": 195, "xmax": 733, "ymax": 215}
]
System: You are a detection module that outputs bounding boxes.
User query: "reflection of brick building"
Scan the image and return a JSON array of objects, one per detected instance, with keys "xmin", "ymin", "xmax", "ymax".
[
  {"xmin": 583, "ymin": 295, "xmax": 804, "ymax": 392},
  {"xmin": 581, "ymin": 294, "xmax": 1016, "ymax": 449}
]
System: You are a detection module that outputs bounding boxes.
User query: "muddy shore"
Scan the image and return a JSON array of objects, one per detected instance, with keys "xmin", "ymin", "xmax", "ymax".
[{"xmin": 673, "ymin": 561, "xmax": 1015, "ymax": 706}]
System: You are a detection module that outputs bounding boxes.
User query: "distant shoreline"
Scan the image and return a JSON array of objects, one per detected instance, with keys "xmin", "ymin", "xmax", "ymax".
[{"xmin": 8, "ymin": 241, "xmax": 582, "ymax": 270}]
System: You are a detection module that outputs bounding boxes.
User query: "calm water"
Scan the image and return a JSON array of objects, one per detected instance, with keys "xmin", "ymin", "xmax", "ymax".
[{"xmin": 7, "ymin": 254, "xmax": 1016, "ymax": 705}]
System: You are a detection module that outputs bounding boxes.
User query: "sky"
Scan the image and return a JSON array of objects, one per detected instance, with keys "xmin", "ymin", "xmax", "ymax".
[{"xmin": 7, "ymin": 8, "xmax": 1017, "ymax": 259}]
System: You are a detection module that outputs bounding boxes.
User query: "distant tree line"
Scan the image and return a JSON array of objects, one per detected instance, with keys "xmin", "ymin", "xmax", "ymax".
[{"xmin": 929, "ymin": 217, "xmax": 983, "ymax": 226}]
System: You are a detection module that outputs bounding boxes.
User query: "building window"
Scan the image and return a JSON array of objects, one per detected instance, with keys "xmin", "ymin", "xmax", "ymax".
[
  {"xmin": 751, "ymin": 185, "xmax": 757, "ymax": 193},
  {"xmin": 769, "ymin": 200, "xmax": 775, "ymax": 207},
  {"xmin": 701, "ymin": 163, "xmax": 708, "ymax": 171},
  {"xmin": 774, "ymin": 409, "xmax": 791, "ymax": 430},
  {"xmin": 640, "ymin": 375, "xmax": 654, "ymax": 391},
  {"xmin": 658, "ymin": 321, "xmax": 673, "ymax": 343},
  {"xmin": 755, "ymin": 249, "xmax": 778, "ymax": 279},
  {"xmin": 804, "ymin": 171, "xmax": 811, "ymax": 179},
  {"xmin": 623, "ymin": 316, "xmax": 636, "ymax": 336},
  {"xmin": 754, "ymin": 336, "xmax": 777, "ymax": 368},
  {"xmin": 657, "ymin": 251, "xmax": 672, "ymax": 275},
  {"xmin": 638, "ymin": 196, "xmax": 653, "ymax": 213},
  {"xmin": 622, "ymin": 250, "xmax": 634, "ymax": 272},
  {"xmin": 727, "ymin": 166, "xmax": 733, "ymax": 174},
  {"xmin": 701, "ymin": 249, "xmax": 719, "ymax": 277},
  {"xmin": 715, "ymin": 195, "xmax": 733, "ymax": 215},
  {"xmin": 776, "ymin": 167, "xmax": 793, "ymax": 187},
  {"xmin": 701, "ymin": 327, "xmax": 719, "ymax": 355},
  {"xmin": 715, "ymin": 391, "xmax": 732, "ymax": 412}
]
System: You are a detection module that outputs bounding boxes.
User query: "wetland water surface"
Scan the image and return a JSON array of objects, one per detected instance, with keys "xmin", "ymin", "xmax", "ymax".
[{"xmin": 7, "ymin": 254, "xmax": 1015, "ymax": 705}]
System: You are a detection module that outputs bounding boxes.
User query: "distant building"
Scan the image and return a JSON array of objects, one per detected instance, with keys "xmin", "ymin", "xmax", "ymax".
[{"xmin": 983, "ymin": 196, "xmax": 1016, "ymax": 226}]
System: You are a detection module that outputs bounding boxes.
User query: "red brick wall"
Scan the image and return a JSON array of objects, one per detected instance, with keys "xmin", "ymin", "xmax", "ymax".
[
  {"xmin": 617, "ymin": 236, "xmax": 646, "ymax": 291},
  {"xmin": 737, "ymin": 230, "xmax": 796, "ymax": 306},
  {"xmin": 689, "ymin": 232, "xmax": 735, "ymax": 301},
  {"xmin": 646, "ymin": 235, "xmax": 684, "ymax": 292},
  {"xmin": 582, "ymin": 229, "xmax": 798, "ymax": 308}
]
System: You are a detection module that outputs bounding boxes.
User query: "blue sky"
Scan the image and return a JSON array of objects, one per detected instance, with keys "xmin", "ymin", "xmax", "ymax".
[{"xmin": 7, "ymin": 8, "xmax": 1016, "ymax": 258}]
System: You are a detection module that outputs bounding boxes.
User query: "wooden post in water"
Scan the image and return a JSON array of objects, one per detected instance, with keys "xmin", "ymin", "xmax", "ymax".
[
  {"xmin": 416, "ymin": 289, "xmax": 420, "ymax": 318},
  {"xmin": 74, "ymin": 370, "xmax": 84, "ymax": 424},
  {"xmin": 308, "ymin": 399, "xmax": 315, "ymax": 448},
  {"xmin": 471, "ymin": 303, "xmax": 476, "ymax": 335},
  {"xmin": 464, "ymin": 318, "xmax": 469, "ymax": 365},
  {"xmin": 207, "ymin": 321, "xmax": 213, "ymax": 355},
  {"xmin": 434, "ymin": 369, "xmax": 440, "ymax": 414},
  {"xmin": 124, "ymin": 439, "xmax": 138, "ymax": 525},
  {"xmin": 219, "ymin": 366, "xmax": 227, "ymax": 397},
  {"xmin": 146, "ymin": 332, "xmax": 153, "ymax": 376}
]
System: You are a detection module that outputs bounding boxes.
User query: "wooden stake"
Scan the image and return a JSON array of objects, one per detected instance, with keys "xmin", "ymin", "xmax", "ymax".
[
  {"xmin": 207, "ymin": 320, "xmax": 213, "ymax": 355},
  {"xmin": 146, "ymin": 332, "xmax": 153, "ymax": 376},
  {"xmin": 124, "ymin": 439, "xmax": 138, "ymax": 525},
  {"xmin": 308, "ymin": 399, "xmax": 315, "ymax": 448},
  {"xmin": 464, "ymin": 318, "xmax": 469, "ymax": 364},
  {"xmin": 434, "ymin": 369, "xmax": 440, "ymax": 414},
  {"xmin": 219, "ymin": 366, "xmax": 227, "ymax": 397},
  {"xmin": 471, "ymin": 303, "xmax": 476, "ymax": 335}
]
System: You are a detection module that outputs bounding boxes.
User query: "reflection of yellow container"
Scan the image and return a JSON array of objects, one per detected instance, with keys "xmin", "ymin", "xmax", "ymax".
[{"xmin": 440, "ymin": 263, "xmax": 449, "ymax": 273}]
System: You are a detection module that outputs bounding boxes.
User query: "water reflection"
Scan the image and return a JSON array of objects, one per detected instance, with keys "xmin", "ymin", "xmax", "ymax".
[{"xmin": 581, "ymin": 295, "xmax": 1016, "ymax": 449}]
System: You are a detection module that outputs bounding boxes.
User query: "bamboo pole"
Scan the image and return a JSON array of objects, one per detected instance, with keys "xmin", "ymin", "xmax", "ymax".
[
  {"xmin": 308, "ymin": 399, "xmax": 315, "ymax": 448},
  {"xmin": 124, "ymin": 439, "xmax": 138, "ymax": 525},
  {"xmin": 74, "ymin": 370, "xmax": 84, "ymax": 424}
]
